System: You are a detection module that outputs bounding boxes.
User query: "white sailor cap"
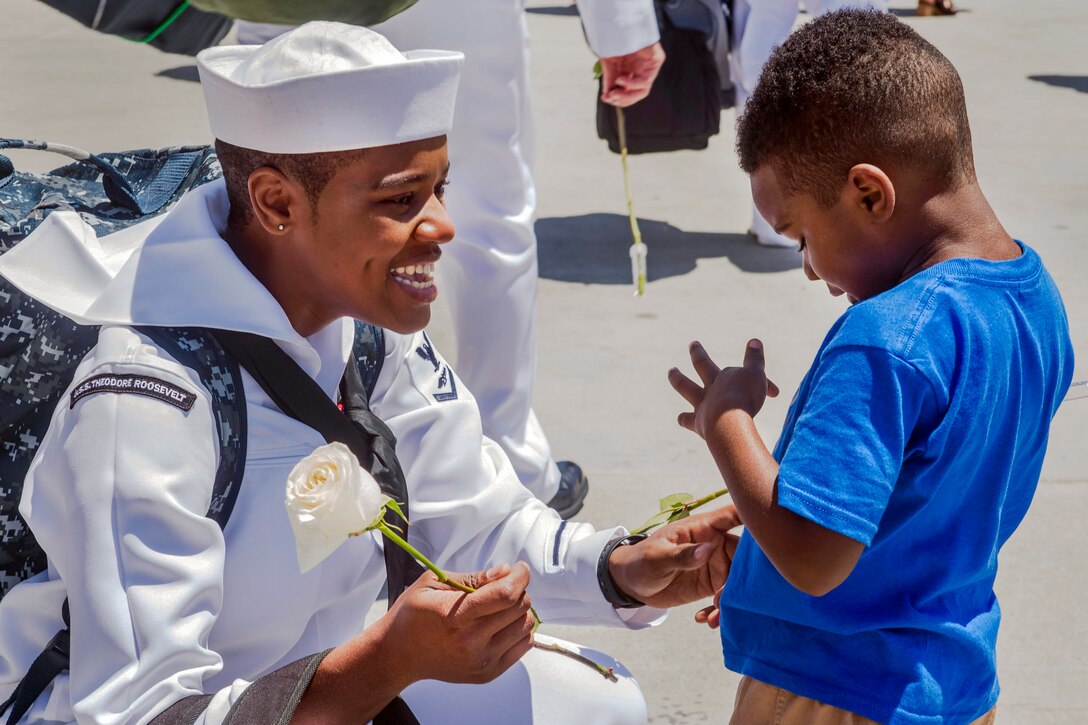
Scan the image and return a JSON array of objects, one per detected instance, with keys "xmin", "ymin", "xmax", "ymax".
[{"xmin": 196, "ymin": 21, "xmax": 463, "ymax": 154}]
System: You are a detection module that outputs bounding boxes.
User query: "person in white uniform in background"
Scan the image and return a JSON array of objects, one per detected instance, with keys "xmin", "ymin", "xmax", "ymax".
[
  {"xmin": 732, "ymin": 0, "xmax": 888, "ymax": 248},
  {"xmin": 238, "ymin": 0, "xmax": 666, "ymax": 518},
  {"xmin": 0, "ymin": 23, "xmax": 739, "ymax": 725}
]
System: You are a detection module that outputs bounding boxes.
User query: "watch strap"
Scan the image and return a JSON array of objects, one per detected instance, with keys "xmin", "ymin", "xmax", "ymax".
[{"xmin": 597, "ymin": 533, "xmax": 649, "ymax": 608}]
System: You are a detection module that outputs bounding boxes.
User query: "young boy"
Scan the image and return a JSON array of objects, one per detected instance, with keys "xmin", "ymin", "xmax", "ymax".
[{"xmin": 669, "ymin": 10, "xmax": 1073, "ymax": 725}]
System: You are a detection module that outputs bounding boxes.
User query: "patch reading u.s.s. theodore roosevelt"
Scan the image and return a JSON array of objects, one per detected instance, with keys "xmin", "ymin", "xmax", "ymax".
[{"xmin": 69, "ymin": 373, "xmax": 197, "ymax": 411}]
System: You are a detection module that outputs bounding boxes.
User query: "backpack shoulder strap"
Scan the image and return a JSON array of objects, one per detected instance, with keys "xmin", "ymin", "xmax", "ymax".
[
  {"xmin": 351, "ymin": 320, "xmax": 385, "ymax": 400},
  {"xmin": 136, "ymin": 326, "xmax": 247, "ymax": 529}
]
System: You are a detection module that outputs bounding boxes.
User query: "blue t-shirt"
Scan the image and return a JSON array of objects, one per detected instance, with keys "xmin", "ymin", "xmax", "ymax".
[{"xmin": 721, "ymin": 242, "xmax": 1073, "ymax": 724}]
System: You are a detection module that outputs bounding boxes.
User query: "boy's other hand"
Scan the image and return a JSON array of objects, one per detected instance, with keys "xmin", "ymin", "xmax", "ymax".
[
  {"xmin": 694, "ymin": 586, "xmax": 725, "ymax": 629},
  {"xmin": 669, "ymin": 340, "xmax": 780, "ymax": 439},
  {"xmin": 608, "ymin": 505, "xmax": 742, "ymax": 609}
]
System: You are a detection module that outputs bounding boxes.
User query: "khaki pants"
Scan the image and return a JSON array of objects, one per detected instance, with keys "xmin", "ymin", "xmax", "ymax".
[{"xmin": 730, "ymin": 676, "xmax": 997, "ymax": 725}]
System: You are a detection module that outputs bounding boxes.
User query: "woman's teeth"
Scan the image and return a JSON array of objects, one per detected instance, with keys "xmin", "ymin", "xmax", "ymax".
[
  {"xmin": 391, "ymin": 262, "xmax": 436, "ymax": 289},
  {"xmin": 392, "ymin": 263, "xmax": 435, "ymax": 276}
]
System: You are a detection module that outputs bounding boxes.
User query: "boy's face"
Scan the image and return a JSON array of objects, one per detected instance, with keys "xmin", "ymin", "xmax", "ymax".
[
  {"xmin": 751, "ymin": 163, "xmax": 897, "ymax": 304},
  {"xmin": 293, "ymin": 136, "xmax": 453, "ymax": 334}
]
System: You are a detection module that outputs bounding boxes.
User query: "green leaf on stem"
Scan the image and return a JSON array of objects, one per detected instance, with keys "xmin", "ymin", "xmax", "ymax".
[
  {"xmin": 592, "ymin": 59, "xmax": 603, "ymax": 80},
  {"xmin": 632, "ymin": 510, "xmax": 672, "ymax": 535},
  {"xmin": 631, "ymin": 486, "xmax": 731, "ymax": 535},
  {"xmin": 667, "ymin": 508, "xmax": 691, "ymax": 524},
  {"xmin": 659, "ymin": 493, "xmax": 694, "ymax": 511}
]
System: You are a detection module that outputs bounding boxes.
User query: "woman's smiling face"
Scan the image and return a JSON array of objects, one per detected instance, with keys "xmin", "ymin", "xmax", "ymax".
[{"xmin": 297, "ymin": 136, "xmax": 454, "ymax": 334}]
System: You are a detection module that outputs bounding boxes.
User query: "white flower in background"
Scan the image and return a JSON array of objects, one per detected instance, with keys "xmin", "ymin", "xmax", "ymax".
[{"xmin": 285, "ymin": 441, "xmax": 390, "ymax": 573}]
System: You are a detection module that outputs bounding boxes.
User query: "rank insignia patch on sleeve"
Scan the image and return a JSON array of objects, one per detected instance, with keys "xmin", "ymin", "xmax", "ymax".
[
  {"xmin": 70, "ymin": 373, "xmax": 198, "ymax": 411},
  {"xmin": 414, "ymin": 332, "xmax": 459, "ymax": 402}
]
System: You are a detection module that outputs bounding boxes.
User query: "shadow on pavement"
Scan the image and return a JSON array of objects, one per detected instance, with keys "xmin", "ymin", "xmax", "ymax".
[
  {"xmin": 1029, "ymin": 75, "xmax": 1088, "ymax": 94},
  {"xmin": 536, "ymin": 213, "xmax": 801, "ymax": 285},
  {"xmin": 157, "ymin": 66, "xmax": 200, "ymax": 82},
  {"xmin": 526, "ymin": 5, "xmax": 580, "ymax": 16}
]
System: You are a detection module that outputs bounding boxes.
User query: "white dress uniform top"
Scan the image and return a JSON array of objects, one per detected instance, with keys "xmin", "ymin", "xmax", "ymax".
[
  {"xmin": 0, "ymin": 24, "xmax": 660, "ymax": 724},
  {"xmin": 0, "ymin": 180, "xmax": 659, "ymax": 724}
]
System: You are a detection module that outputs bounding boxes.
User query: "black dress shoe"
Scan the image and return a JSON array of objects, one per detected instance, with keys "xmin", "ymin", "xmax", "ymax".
[{"xmin": 547, "ymin": 461, "xmax": 589, "ymax": 519}]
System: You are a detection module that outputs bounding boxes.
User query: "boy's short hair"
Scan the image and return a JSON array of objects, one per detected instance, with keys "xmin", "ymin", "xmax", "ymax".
[
  {"xmin": 737, "ymin": 9, "xmax": 976, "ymax": 207},
  {"xmin": 214, "ymin": 140, "xmax": 367, "ymax": 229}
]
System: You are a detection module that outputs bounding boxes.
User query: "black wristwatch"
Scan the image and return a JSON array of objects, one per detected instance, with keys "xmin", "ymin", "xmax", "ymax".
[{"xmin": 597, "ymin": 533, "xmax": 649, "ymax": 608}]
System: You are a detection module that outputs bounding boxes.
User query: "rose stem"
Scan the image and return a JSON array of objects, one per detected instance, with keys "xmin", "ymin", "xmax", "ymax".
[
  {"xmin": 377, "ymin": 521, "xmax": 474, "ymax": 593},
  {"xmin": 686, "ymin": 486, "xmax": 730, "ymax": 511},
  {"xmin": 533, "ymin": 641, "xmax": 619, "ymax": 682},
  {"xmin": 616, "ymin": 106, "xmax": 647, "ymax": 297},
  {"xmin": 377, "ymin": 520, "xmax": 541, "ymax": 625}
]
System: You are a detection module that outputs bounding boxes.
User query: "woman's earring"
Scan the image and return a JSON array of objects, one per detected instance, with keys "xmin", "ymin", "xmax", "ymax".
[{"xmin": 277, "ymin": 224, "xmax": 285, "ymax": 232}]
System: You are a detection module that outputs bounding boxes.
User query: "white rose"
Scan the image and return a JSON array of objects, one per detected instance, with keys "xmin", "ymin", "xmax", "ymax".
[{"xmin": 285, "ymin": 442, "xmax": 390, "ymax": 573}]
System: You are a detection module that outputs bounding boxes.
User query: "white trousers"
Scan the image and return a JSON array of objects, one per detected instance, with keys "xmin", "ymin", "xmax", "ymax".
[
  {"xmin": 731, "ymin": 0, "xmax": 888, "ymax": 242},
  {"xmin": 375, "ymin": 0, "xmax": 560, "ymax": 501},
  {"xmin": 401, "ymin": 634, "xmax": 648, "ymax": 724}
]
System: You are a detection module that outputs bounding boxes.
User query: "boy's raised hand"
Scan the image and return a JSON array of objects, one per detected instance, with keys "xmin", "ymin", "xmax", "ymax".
[{"xmin": 669, "ymin": 340, "xmax": 780, "ymax": 439}]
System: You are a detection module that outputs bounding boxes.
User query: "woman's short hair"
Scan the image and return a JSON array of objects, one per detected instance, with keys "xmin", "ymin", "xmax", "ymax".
[{"xmin": 214, "ymin": 140, "xmax": 366, "ymax": 229}]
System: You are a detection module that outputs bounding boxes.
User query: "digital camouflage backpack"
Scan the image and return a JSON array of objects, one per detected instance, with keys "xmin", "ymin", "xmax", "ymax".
[{"xmin": 0, "ymin": 140, "xmax": 240, "ymax": 599}]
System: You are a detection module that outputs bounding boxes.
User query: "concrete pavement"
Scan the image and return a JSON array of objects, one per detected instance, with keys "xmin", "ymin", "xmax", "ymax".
[{"xmin": 2, "ymin": 0, "xmax": 1086, "ymax": 721}]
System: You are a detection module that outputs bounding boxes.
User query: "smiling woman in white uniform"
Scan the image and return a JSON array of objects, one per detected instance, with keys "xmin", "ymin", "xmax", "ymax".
[{"xmin": 0, "ymin": 23, "xmax": 740, "ymax": 725}]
